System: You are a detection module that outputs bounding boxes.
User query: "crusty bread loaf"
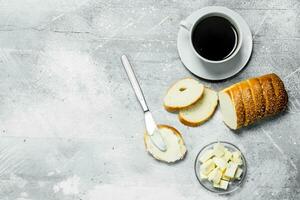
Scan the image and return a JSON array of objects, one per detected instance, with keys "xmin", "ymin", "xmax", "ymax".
[
  {"xmin": 219, "ymin": 73, "xmax": 288, "ymax": 129},
  {"xmin": 163, "ymin": 78, "xmax": 204, "ymax": 112},
  {"xmin": 144, "ymin": 125, "xmax": 187, "ymax": 163},
  {"xmin": 178, "ymin": 88, "xmax": 218, "ymax": 127}
]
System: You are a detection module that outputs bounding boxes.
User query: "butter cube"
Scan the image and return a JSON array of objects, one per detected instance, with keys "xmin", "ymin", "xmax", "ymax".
[
  {"xmin": 213, "ymin": 180, "xmax": 229, "ymax": 190},
  {"xmin": 232, "ymin": 151, "xmax": 241, "ymax": 160},
  {"xmin": 200, "ymin": 172, "xmax": 208, "ymax": 180},
  {"xmin": 208, "ymin": 168, "xmax": 222, "ymax": 184},
  {"xmin": 213, "ymin": 182, "xmax": 220, "ymax": 188},
  {"xmin": 199, "ymin": 149, "xmax": 214, "ymax": 163},
  {"xmin": 213, "ymin": 157, "xmax": 227, "ymax": 172},
  {"xmin": 200, "ymin": 159, "xmax": 215, "ymax": 175},
  {"xmin": 231, "ymin": 151, "xmax": 243, "ymax": 166},
  {"xmin": 221, "ymin": 174, "xmax": 231, "ymax": 181},
  {"xmin": 232, "ymin": 157, "xmax": 243, "ymax": 166},
  {"xmin": 233, "ymin": 158, "xmax": 243, "ymax": 166},
  {"xmin": 224, "ymin": 162, "xmax": 238, "ymax": 178},
  {"xmin": 213, "ymin": 143, "xmax": 226, "ymax": 157},
  {"xmin": 222, "ymin": 149, "xmax": 232, "ymax": 162},
  {"xmin": 235, "ymin": 168, "xmax": 243, "ymax": 180}
]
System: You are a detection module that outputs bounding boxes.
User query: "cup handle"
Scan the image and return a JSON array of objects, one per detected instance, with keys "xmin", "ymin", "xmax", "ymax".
[{"xmin": 180, "ymin": 20, "xmax": 191, "ymax": 31}]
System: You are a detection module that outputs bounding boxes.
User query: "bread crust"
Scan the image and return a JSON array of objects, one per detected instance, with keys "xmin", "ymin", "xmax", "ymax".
[
  {"xmin": 238, "ymin": 81, "xmax": 257, "ymax": 125},
  {"xmin": 144, "ymin": 124, "xmax": 187, "ymax": 163},
  {"xmin": 178, "ymin": 88, "xmax": 218, "ymax": 127},
  {"xmin": 269, "ymin": 73, "xmax": 288, "ymax": 113},
  {"xmin": 228, "ymin": 85, "xmax": 245, "ymax": 129},
  {"xmin": 247, "ymin": 78, "xmax": 265, "ymax": 119},
  {"xmin": 258, "ymin": 75, "xmax": 277, "ymax": 117},
  {"xmin": 163, "ymin": 78, "xmax": 204, "ymax": 112}
]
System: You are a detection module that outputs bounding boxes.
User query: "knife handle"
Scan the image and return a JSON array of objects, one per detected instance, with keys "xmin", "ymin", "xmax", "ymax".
[{"xmin": 121, "ymin": 55, "xmax": 149, "ymax": 112}]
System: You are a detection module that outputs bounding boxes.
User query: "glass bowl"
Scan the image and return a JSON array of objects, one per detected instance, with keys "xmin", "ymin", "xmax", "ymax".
[{"xmin": 194, "ymin": 141, "xmax": 247, "ymax": 194}]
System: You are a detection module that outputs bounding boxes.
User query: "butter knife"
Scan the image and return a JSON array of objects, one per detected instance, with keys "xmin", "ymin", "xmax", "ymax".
[{"xmin": 121, "ymin": 55, "xmax": 167, "ymax": 152}]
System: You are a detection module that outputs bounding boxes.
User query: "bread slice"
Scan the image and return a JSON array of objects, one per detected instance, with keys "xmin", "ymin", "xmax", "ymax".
[
  {"xmin": 219, "ymin": 85, "xmax": 245, "ymax": 130},
  {"xmin": 163, "ymin": 78, "xmax": 204, "ymax": 112},
  {"xmin": 247, "ymin": 78, "xmax": 265, "ymax": 119},
  {"xmin": 144, "ymin": 125, "xmax": 187, "ymax": 163},
  {"xmin": 269, "ymin": 73, "xmax": 288, "ymax": 113},
  {"xmin": 258, "ymin": 75, "xmax": 277, "ymax": 117},
  {"xmin": 238, "ymin": 81, "xmax": 257, "ymax": 125},
  {"xmin": 178, "ymin": 88, "xmax": 218, "ymax": 127}
]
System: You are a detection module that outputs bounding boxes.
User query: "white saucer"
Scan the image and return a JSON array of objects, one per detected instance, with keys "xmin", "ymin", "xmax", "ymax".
[{"xmin": 177, "ymin": 6, "xmax": 253, "ymax": 81}]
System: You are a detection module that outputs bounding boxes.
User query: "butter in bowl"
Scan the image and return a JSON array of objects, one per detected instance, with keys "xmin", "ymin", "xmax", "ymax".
[{"xmin": 194, "ymin": 141, "xmax": 247, "ymax": 194}]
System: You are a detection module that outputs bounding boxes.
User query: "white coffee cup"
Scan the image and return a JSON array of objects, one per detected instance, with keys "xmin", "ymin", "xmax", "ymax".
[{"xmin": 180, "ymin": 11, "xmax": 243, "ymax": 64}]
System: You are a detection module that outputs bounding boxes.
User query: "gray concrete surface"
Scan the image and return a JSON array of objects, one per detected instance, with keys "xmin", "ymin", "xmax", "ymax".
[{"xmin": 0, "ymin": 0, "xmax": 299, "ymax": 199}]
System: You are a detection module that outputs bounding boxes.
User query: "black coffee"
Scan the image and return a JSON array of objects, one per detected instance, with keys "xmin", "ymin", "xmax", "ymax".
[{"xmin": 192, "ymin": 16, "xmax": 238, "ymax": 61}]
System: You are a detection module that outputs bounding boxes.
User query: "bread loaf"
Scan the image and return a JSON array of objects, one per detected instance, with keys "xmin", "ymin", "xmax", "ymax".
[{"xmin": 219, "ymin": 73, "xmax": 288, "ymax": 130}]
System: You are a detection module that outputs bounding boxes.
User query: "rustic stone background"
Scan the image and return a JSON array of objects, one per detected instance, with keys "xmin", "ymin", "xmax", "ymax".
[{"xmin": 0, "ymin": 0, "xmax": 299, "ymax": 199}]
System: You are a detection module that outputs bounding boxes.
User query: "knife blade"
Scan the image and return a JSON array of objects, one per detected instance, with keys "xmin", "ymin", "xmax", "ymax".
[{"xmin": 144, "ymin": 111, "xmax": 167, "ymax": 151}]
